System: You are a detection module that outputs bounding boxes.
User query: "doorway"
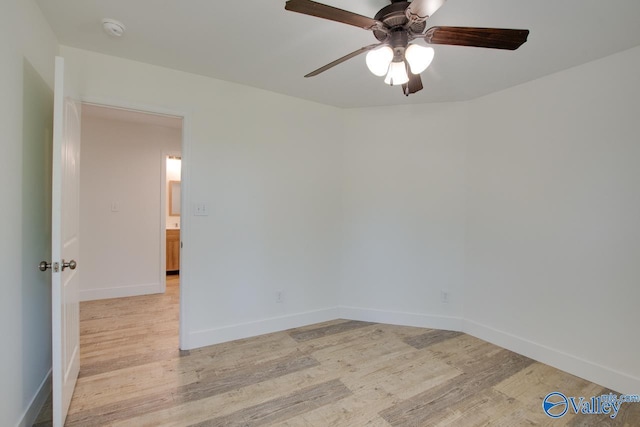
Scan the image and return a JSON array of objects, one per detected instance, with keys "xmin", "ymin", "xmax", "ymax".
[
  {"xmin": 164, "ymin": 154, "xmax": 182, "ymax": 286},
  {"xmin": 79, "ymin": 103, "xmax": 183, "ymax": 299}
]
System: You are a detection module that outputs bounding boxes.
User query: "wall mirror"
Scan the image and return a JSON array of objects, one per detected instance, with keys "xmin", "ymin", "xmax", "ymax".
[{"xmin": 169, "ymin": 180, "xmax": 181, "ymax": 216}]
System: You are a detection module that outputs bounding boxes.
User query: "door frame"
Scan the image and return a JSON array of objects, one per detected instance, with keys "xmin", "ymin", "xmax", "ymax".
[{"xmin": 80, "ymin": 96, "xmax": 191, "ymax": 350}]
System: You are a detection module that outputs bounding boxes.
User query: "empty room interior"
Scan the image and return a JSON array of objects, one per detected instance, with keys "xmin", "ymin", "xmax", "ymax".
[{"xmin": 4, "ymin": 0, "xmax": 640, "ymax": 426}]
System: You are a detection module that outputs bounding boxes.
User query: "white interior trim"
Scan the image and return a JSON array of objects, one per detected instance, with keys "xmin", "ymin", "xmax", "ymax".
[
  {"xmin": 16, "ymin": 369, "xmax": 51, "ymax": 427},
  {"xmin": 339, "ymin": 306, "xmax": 465, "ymax": 332},
  {"xmin": 463, "ymin": 319, "xmax": 640, "ymax": 395},
  {"xmin": 183, "ymin": 308, "xmax": 340, "ymax": 350}
]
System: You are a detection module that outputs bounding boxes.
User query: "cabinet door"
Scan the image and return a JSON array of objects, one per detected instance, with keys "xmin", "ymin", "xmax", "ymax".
[{"xmin": 166, "ymin": 230, "xmax": 180, "ymax": 271}]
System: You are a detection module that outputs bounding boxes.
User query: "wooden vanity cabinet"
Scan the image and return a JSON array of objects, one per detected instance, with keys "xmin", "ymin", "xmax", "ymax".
[{"xmin": 166, "ymin": 229, "xmax": 180, "ymax": 272}]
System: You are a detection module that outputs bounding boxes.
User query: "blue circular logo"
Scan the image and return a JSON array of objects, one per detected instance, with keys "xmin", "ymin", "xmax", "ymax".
[{"xmin": 543, "ymin": 392, "xmax": 568, "ymax": 418}]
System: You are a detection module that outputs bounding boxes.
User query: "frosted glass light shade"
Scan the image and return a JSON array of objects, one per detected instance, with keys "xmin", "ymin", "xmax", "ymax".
[
  {"xmin": 366, "ymin": 46, "xmax": 394, "ymax": 77},
  {"xmin": 384, "ymin": 61, "xmax": 409, "ymax": 86},
  {"xmin": 405, "ymin": 44, "xmax": 435, "ymax": 74}
]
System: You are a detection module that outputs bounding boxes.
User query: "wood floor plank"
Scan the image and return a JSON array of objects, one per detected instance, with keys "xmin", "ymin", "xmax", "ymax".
[
  {"xmin": 109, "ymin": 357, "xmax": 345, "ymax": 426},
  {"xmin": 79, "ymin": 346, "xmax": 180, "ymax": 378},
  {"xmin": 189, "ymin": 379, "xmax": 352, "ymax": 427},
  {"xmin": 69, "ymin": 360, "xmax": 199, "ymax": 413},
  {"xmin": 404, "ymin": 329, "xmax": 463, "ymax": 350},
  {"xmin": 379, "ymin": 350, "xmax": 535, "ymax": 426},
  {"xmin": 70, "ymin": 335, "xmax": 310, "ymax": 414},
  {"xmin": 65, "ymin": 352, "xmax": 319, "ymax": 426},
  {"xmin": 107, "ymin": 328, "xmax": 453, "ymax": 426},
  {"xmin": 492, "ymin": 361, "xmax": 560, "ymax": 401},
  {"xmin": 288, "ymin": 320, "xmax": 375, "ymax": 342},
  {"xmin": 277, "ymin": 353, "xmax": 461, "ymax": 426}
]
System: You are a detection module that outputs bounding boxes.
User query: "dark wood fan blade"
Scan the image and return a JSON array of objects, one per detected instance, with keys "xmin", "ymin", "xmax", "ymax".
[
  {"xmin": 406, "ymin": 0, "xmax": 447, "ymax": 23},
  {"xmin": 305, "ymin": 44, "xmax": 381, "ymax": 77},
  {"xmin": 285, "ymin": 0, "xmax": 378, "ymax": 30},
  {"xmin": 425, "ymin": 26, "xmax": 529, "ymax": 50},
  {"xmin": 402, "ymin": 72, "xmax": 424, "ymax": 96}
]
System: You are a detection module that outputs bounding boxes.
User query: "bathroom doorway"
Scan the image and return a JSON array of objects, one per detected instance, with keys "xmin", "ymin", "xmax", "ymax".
[{"xmin": 164, "ymin": 154, "xmax": 182, "ymax": 283}]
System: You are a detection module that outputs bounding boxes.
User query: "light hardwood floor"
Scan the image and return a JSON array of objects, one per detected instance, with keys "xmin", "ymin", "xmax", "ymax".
[{"xmin": 35, "ymin": 275, "xmax": 639, "ymax": 426}]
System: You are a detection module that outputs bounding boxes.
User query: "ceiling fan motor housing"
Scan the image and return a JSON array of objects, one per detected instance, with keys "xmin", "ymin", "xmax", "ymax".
[
  {"xmin": 389, "ymin": 29, "xmax": 409, "ymax": 60},
  {"xmin": 373, "ymin": 1, "xmax": 426, "ymax": 42}
]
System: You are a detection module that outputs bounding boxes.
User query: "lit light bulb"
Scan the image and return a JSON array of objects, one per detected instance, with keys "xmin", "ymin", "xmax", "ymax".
[
  {"xmin": 404, "ymin": 44, "xmax": 435, "ymax": 74},
  {"xmin": 384, "ymin": 61, "xmax": 409, "ymax": 86},
  {"xmin": 366, "ymin": 46, "xmax": 393, "ymax": 77}
]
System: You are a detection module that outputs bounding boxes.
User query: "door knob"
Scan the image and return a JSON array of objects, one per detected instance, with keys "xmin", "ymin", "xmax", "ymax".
[
  {"xmin": 61, "ymin": 259, "xmax": 77, "ymax": 271},
  {"xmin": 39, "ymin": 260, "xmax": 77, "ymax": 272},
  {"xmin": 39, "ymin": 261, "xmax": 52, "ymax": 272}
]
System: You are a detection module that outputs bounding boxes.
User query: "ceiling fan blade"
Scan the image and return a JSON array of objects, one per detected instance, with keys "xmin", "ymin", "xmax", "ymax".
[
  {"xmin": 406, "ymin": 0, "xmax": 447, "ymax": 24},
  {"xmin": 305, "ymin": 44, "xmax": 381, "ymax": 77},
  {"xmin": 425, "ymin": 26, "xmax": 529, "ymax": 50},
  {"xmin": 285, "ymin": 0, "xmax": 378, "ymax": 30},
  {"xmin": 402, "ymin": 72, "xmax": 423, "ymax": 96}
]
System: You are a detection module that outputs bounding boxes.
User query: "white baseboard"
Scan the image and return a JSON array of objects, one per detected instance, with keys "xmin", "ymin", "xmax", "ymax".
[
  {"xmin": 339, "ymin": 306, "xmax": 465, "ymax": 331},
  {"xmin": 183, "ymin": 307, "xmax": 340, "ymax": 350},
  {"xmin": 79, "ymin": 282, "xmax": 163, "ymax": 301},
  {"xmin": 464, "ymin": 319, "xmax": 640, "ymax": 395},
  {"xmin": 17, "ymin": 369, "xmax": 51, "ymax": 427}
]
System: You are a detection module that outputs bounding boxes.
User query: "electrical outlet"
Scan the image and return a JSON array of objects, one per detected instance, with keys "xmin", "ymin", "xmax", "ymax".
[
  {"xmin": 440, "ymin": 290, "xmax": 450, "ymax": 304},
  {"xmin": 276, "ymin": 290, "xmax": 284, "ymax": 303}
]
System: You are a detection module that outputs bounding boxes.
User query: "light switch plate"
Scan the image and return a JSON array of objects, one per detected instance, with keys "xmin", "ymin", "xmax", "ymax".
[{"xmin": 194, "ymin": 202, "xmax": 208, "ymax": 216}]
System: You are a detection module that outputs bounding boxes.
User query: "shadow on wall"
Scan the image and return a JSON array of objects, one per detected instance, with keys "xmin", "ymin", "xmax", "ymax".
[{"xmin": 21, "ymin": 59, "xmax": 54, "ymax": 414}]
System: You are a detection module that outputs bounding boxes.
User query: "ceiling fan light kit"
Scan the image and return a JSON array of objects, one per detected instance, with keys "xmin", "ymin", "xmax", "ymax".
[
  {"xmin": 366, "ymin": 25, "xmax": 435, "ymax": 86},
  {"xmin": 284, "ymin": 0, "xmax": 529, "ymax": 96},
  {"xmin": 405, "ymin": 44, "xmax": 434, "ymax": 74},
  {"xmin": 366, "ymin": 46, "xmax": 394, "ymax": 76},
  {"xmin": 384, "ymin": 60, "xmax": 410, "ymax": 86}
]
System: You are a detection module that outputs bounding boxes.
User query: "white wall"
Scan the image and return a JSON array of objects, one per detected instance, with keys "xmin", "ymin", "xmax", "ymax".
[
  {"xmin": 465, "ymin": 45, "xmax": 640, "ymax": 394},
  {"xmin": 61, "ymin": 46, "xmax": 345, "ymax": 348},
  {"xmin": 80, "ymin": 111, "xmax": 182, "ymax": 300},
  {"xmin": 0, "ymin": 1, "xmax": 58, "ymax": 426},
  {"xmin": 339, "ymin": 103, "xmax": 467, "ymax": 329}
]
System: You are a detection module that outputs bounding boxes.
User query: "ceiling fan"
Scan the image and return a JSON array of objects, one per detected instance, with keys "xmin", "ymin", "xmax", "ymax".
[{"xmin": 284, "ymin": 0, "xmax": 529, "ymax": 96}]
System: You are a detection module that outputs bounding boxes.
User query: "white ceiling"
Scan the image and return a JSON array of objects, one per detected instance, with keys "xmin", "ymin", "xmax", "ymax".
[{"xmin": 36, "ymin": 0, "xmax": 640, "ymax": 108}]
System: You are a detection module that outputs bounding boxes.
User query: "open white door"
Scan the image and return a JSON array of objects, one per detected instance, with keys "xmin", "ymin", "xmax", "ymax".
[{"xmin": 51, "ymin": 55, "xmax": 81, "ymax": 427}]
